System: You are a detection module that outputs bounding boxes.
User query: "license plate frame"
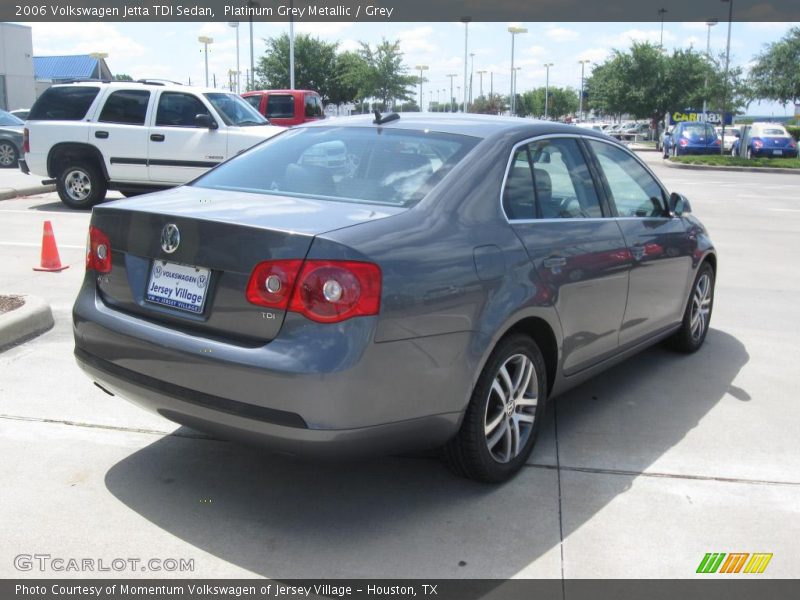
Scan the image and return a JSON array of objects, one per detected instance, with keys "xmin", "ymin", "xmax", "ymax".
[{"xmin": 145, "ymin": 260, "xmax": 211, "ymax": 314}]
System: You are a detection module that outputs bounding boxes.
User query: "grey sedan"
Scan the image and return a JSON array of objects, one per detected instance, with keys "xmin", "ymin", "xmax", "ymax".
[
  {"xmin": 73, "ymin": 114, "xmax": 716, "ymax": 482},
  {"xmin": 0, "ymin": 110, "xmax": 24, "ymax": 168}
]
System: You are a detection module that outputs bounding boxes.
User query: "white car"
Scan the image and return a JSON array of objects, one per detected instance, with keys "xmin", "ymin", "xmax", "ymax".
[
  {"xmin": 714, "ymin": 126, "xmax": 740, "ymax": 152},
  {"xmin": 20, "ymin": 81, "xmax": 284, "ymax": 208}
]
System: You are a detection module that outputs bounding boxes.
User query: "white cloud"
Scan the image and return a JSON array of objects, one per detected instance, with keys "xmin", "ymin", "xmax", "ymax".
[
  {"xmin": 338, "ymin": 39, "xmax": 361, "ymax": 53},
  {"xmin": 577, "ymin": 47, "xmax": 610, "ymax": 63},
  {"xmin": 600, "ymin": 28, "xmax": 677, "ymax": 47},
  {"xmin": 31, "ymin": 22, "xmax": 146, "ymax": 59},
  {"xmin": 545, "ymin": 27, "xmax": 579, "ymax": 42},
  {"xmin": 397, "ymin": 26, "xmax": 438, "ymax": 54}
]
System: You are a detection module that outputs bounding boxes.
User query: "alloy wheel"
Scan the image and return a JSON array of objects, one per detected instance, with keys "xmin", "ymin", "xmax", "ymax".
[
  {"xmin": 690, "ymin": 273, "xmax": 712, "ymax": 342},
  {"xmin": 64, "ymin": 169, "xmax": 92, "ymax": 202},
  {"xmin": 0, "ymin": 143, "xmax": 16, "ymax": 167}
]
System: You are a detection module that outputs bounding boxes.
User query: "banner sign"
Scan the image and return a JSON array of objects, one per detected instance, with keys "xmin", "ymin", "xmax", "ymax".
[{"xmin": 669, "ymin": 110, "xmax": 734, "ymax": 126}]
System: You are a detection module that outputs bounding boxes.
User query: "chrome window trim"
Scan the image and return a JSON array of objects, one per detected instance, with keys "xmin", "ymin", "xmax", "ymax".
[{"xmin": 500, "ymin": 133, "xmax": 671, "ymax": 224}]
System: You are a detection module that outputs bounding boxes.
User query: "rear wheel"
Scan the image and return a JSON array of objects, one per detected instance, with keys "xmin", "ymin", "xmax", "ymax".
[
  {"xmin": 666, "ymin": 262, "xmax": 715, "ymax": 353},
  {"xmin": 56, "ymin": 161, "xmax": 107, "ymax": 209},
  {"xmin": 443, "ymin": 334, "xmax": 547, "ymax": 483},
  {"xmin": 0, "ymin": 141, "xmax": 18, "ymax": 168},
  {"xmin": 746, "ymin": 147, "xmax": 754, "ymax": 160}
]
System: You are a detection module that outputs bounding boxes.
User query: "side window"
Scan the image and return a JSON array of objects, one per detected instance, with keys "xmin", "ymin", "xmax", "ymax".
[
  {"xmin": 28, "ymin": 86, "xmax": 100, "ymax": 121},
  {"xmin": 98, "ymin": 90, "xmax": 150, "ymax": 125},
  {"xmin": 529, "ymin": 138, "xmax": 603, "ymax": 219},
  {"xmin": 502, "ymin": 148, "xmax": 536, "ymax": 220},
  {"xmin": 587, "ymin": 140, "xmax": 667, "ymax": 218},
  {"xmin": 155, "ymin": 92, "xmax": 210, "ymax": 127},
  {"xmin": 305, "ymin": 94, "xmax": 322, "ymax": 118},
  {"xmin": 244, "ymin": 95, "xmax": 262, "ymax": 110},
  {"xmin": 266, "ymin": 95, "xmax": 294, "ymax": 119}
]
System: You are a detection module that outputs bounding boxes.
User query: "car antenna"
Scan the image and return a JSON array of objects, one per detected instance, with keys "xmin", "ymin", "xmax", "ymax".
[{"xmin": 373, "ymin": 109, "xmax": 400, "ymax": 125}]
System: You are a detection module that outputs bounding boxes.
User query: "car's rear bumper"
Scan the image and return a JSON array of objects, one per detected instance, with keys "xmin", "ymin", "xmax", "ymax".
[
  {"xmin": 751, "ymin": 148, "xmax": 798, "ymax": 158},
  {"xmin": 73, "ymin": 282, "xmax": 472, "ymax": 457}
]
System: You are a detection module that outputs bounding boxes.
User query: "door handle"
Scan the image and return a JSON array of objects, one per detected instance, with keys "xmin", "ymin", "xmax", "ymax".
[
  {"xmin": 94, "ymin": 131, "xmax": 109, "ymax": 139},
  {"xmin": 150, "ymin": 134, "xmax": 165, "ymax": 142},
  {"xmin": 543, "ymin": 256, "xmax": 567, "ymax": 269}
]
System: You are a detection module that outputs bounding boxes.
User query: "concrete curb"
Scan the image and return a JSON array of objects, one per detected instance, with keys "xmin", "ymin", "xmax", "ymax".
[
  {"xmin": 0, "ymin": 295, "xmax": 55, "ymax": 352},
  {"xmin": 663, "ymin": 160, "xmax": 800, "ymax": 175},
  {"xmin": 0, "ymin": 184, "xmax": 56, "ymax": 201}
]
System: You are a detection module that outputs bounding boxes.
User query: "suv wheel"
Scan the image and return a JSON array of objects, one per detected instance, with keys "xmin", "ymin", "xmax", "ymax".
[
  {"xmin": 443, "ymin": 334, "xmax": 547, "ymax": 483},
  {"xmin": 56, "ymin": 162, "xmax": 107, "ymax": 209},
  {"xmin": 666, "ymin": 262, "xmax": 715, "ymax": 353},
  {"xmin": 0, "ymin": 141, "xmax": 18, "ymax": 168}
]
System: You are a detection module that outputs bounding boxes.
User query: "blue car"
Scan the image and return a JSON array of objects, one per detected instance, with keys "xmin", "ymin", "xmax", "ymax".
[
  {"xmin": 731, "ymin": 122, "xmax": 798, "ymax": 159},
  {"xmin": 663, "ymin": 122, "xmax": 721, "ymax": 157}
]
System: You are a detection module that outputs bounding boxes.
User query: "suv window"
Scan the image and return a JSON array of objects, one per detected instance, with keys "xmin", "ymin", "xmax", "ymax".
[
  {"xmin": 587, "ymin": 140, "xmax": 666, "ymax": 218},
  {"xmin": 155, "ymin": 92, "xmax": 211, "ymax": 127},
  {"xmin": 28, "ymin": 86, "xmax": 100, "ymax": 121},
  {"xmin": 98, "ymin": 90, "xmax": 150, "ymax": 125},
  {"xmin": 266, "ymin": 95, "xmax": 294, "ymax": 119},
  {"xmin": 244, "ymin": 95, "xmax": 262, "ymax": 110},
  {"xmin": 305, "ymin": 94, "xmax": 322, "ymax": 118}
]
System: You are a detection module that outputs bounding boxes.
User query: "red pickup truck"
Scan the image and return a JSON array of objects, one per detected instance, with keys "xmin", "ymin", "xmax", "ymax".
[{"xmin": 242, "ymin": 90, "xmax": 325, "ymax": 127}]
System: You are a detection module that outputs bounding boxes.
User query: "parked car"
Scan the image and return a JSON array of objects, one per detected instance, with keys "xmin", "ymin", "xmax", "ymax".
[
  {"xmin": 73, "ymin": 114, "xmax": 716, "ymax": 483},
  {"xmin": 20, "ymin": 81, "xmax": 283, "ymax": 208},
  {"xmin": 10, "ymin": 108, "xmax": 30, "ymax": 120},
  {"xmin": 0, "ymin": 110, "xmax": 24, "ymax": 168},
  {"xmin": 731, "ymin": 122, "xmax": 798, "ymax": 159},
  {"xmin": 657, "ymin": 125, "xmax": 674, "ymax": 152},
  {"xmin": 241, "ymin": 89, "xmax": 325, "ymax": 127},
  {"xmin": 663, "ymin": 122, "xmax": 721, "ymax": 157},
  {"xmin": 714, "ymin": 125, "xmax": 740, "ymax": 152}
]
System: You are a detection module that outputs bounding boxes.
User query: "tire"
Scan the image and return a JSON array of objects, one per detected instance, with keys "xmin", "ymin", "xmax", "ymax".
[
  {"xmin": 443, "ymin": 334, "xmax": 547, "ymax": 483},
  {"xmin": 665, "ymin": 262, "xmax": 715, "ymax": 353},
  {"xmin": 56, "ymin": 161, "xmax": 107, "ymax": 209},
  {"xmin": 746, "ymin": 148, "xmax": 753, "ymax": 160},
  {"xmin": 0, "ymin": 141, "xmax": 18, "ymax": 169}
]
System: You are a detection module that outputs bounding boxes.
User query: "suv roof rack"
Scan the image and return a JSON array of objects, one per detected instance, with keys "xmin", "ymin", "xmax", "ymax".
[{"xmin": 135, "ymin": 79, "xmax": 183, "ymax": 86}]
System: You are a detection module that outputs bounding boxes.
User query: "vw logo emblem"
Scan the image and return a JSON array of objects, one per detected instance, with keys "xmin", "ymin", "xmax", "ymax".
[{"xmin": 161, "ymin": 224, "xmax": 180, "ymax": 254}]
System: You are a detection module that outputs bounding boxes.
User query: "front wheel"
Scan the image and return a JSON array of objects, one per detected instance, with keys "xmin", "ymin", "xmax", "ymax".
[
  {"xmin": 0, "ymin": 141, "xmax": 19, "ymax": 168},
  {"xmin": 666, "ymin": 262, "xmax": 715, "ymax": 353},
  {"xmin": 56, "ymin": 161, "xmax": 107, "ymax": 209},
  {"xmin": 443, "ymin": 334, "xmax": 547, "ymax": 483}
]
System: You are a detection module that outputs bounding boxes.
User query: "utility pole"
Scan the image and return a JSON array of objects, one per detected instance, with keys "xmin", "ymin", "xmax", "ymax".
[
  {"xmin": 460, "ymin": 17, "xmax": 471, "ymax": 113},
  {"xmin": 720, "ymin": 0, "xmax": 734, "ymax": 154},
  {"xmin": 247, "ymin": 0, "xmax": 258, "ymax": 90},
  {"xmin": 447, "ymin": 74, "xmax": 458, "ymax": 113},
  {"xmin": 543, "ymin": 63, "xmax": 554, "ymax": 119},
  {"xmin": 416, "ymin": 65, "xmax": 429, "ymax": 111},
  {"xmin": 702, "ymin": 19, "xmax": 718, "ymax": 119},
  {"xmin": 289, "ymin": 0, "xmax": 295, "ymax": 89},
  {"xmin": 469, "ymin": 52, "xmax": 475, "ymax": 106},
  {"xmin": 477, "ymin": 70, "xmax": 486, "ymax": 98},
  {"xmin": 198, "ymin": 36, "xmax": 213, "ymax": 87},
  {"xmin": 508, "ymin": 26, "xmax": 527, "ymax": 116},
  {"xmin": 578, "ymin": 60, "xmax": 590, "ymax": 121},
  {"xmin": 658, "ymin": 8, "xmax": 668, "ymax": 48},
  {"xmin": 490, "ymin": 71, "xmax": 493, "ymax": 97},
  {"xmin": 228, "ymin": 22, "xmax": 240, "ymax": 93}
]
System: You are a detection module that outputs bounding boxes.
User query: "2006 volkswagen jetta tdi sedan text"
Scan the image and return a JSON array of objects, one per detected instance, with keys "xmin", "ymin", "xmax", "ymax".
[{"xmin": 73, "ymin": 114, "xmax": 716, "ymax": 482}]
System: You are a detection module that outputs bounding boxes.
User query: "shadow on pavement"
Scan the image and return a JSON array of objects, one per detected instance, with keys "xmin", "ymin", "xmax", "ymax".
[{"xmin": 104, "ymin": 328, "xmax": 748, "ymax": 578}]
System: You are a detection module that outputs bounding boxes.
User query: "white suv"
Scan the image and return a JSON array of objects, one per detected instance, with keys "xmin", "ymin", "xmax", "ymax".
[{"xmin": 20, "ymin": 81, "xmax": 284, "ymax": 208}]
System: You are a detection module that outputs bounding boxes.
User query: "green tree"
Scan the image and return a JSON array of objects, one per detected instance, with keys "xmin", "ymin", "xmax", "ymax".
[
  {"xmin": 748, "ymin": 27, "xmax": 800, "ymax": 108},
  {"xmin": 471, "ymin": 93, "xmax": 506, "ymax": 115},
  {"xmin": 113, "ymin": 73, "xmax": 133, "ymax": 81},
  {"xmin": 257, "ymin": 33, "xmax": 338, "ymax": 104},
  {"xmin": 358, "ymin": 39, "xmax": 416, "ymax": 107},
  {"xmin": 521, "ymin": 87, "xmax": 579, "ymax": 119},
  {"xmin": 330, "ymin": 50, "xmax": 370, "ymax": 106}
]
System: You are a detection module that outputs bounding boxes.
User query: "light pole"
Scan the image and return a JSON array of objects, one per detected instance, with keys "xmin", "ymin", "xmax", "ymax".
[
  {"xmin": 477, "ymin": 70, "xmax": 486, "ymax": 98},
  {"xmin": 198, "ymin": 36, "xmax": 214, "ymax": 87},
  {"xmin": 578, "ymin": 59, "xmax": 590, "ymax": 121},
  {"xmin": 447, "ymin": 74, "xmax": 458, "ymax": 113},
  {"xmin": 490, "ymin": 71, "xmax": 494, "ymax": 96},
  {"xmin": 429, "ymin": 90, "xmax": 433, "ymax": 112},
  {"xmin": 288, "ymin": 0, "xmax": 295, "ymax": 89},
  {"xmin": 247, "ymin": 0, "xmax": 258, "ymax": 90},
  {"xmin": 228, "ymin": 22, "xmax": 240, "ymax": 93},
  {"xmin": 543, "ymin": 63, "xmax": 554, "ymax": 119},
  {"xmin": 720, "ymin": 0, "xmax": 734, "ymax": 154},
  {"xmin": 460, "ymin": 17, "xmax": 471, "ymax": 113},
  {"xmin": 469, "ymin": 52, "xmax": 475, "ymax": 106},
  {"xmin": 88, "ymin": 52, "xmax": 108, "ymax": 79},
  {"xmin": 658, "ymin": 8, "xmax": 668, "ymax": 48},
  {"xmin": 513, "ymin": 67, "xmax": 522, "ymax": 111},
  {"xmin": 415, "ymin": 64, "xmax": 429, "ymax": 111},
  {"xmin": 508, "ymin": 26, "xmax": 528, "ymax": 116},
  {"xmin": 702, "ymin": 19, "xmax": 718, "ymax": 119}
]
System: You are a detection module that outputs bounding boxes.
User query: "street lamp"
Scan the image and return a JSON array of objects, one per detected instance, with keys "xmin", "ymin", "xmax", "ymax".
[
  {"xmin": 460, "ymin": 17, "xmax": 471, "ymax": 113},
  {"xmin": 508, "ymin": 26, "xmax": 528, "ymax": 116},
  {"xmin": 247, "ymin": 1, "xmax": 258, "ymax": 90},
  {"xmin": 469, "ymin": 52, "xmax": 475, "ymax": 106},
  {"xmin": 288, "ymin": 0, "xmax": 295, "ymax": 89},
  {"xmin": 447, "ymin": 74, "xmax": 458, "ymax": 112},
  {"xmin": 228, "ymin": 22, "xmax": 240, "ymax": 93},
  {"xmin": 513, "ymin": 67, "xmax": 522, "ymax": 108},
  {"xmin": 702, "ymin": 19, "xmax": 718, "ymax": 119},
  {"xmin": 578, "ymin": 59, "xmax": 591, "ymax": 121},
  {"xmin": 429, "ymin": 90, "xmax": 433, "ymax": 112},
  {"xmin": 720, "ymin": 0, "xmax": 734, "ymax": 154},
  {"xmin": 198, "ymin": 36, "xmax": 214, "ymax": 87},
  {"xmin": 88, "ymin": 52, "xmax": 108, "ymax": 79},
  {"xmin": 658, "ymin": 8, "xmax": 668, "ymax": 48},
  {"xmin": 415, "ymin": 64, "xmax": 429, "ymax": 111},
  {"xmin": 477, "ymin": 70, "xmax": 487, "ymax": 98},
  {"xmin": 543, "ymin": 63, "xmax": 554, "ymax": 119}
]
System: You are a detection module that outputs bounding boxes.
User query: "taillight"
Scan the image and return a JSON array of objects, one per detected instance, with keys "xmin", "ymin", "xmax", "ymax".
[
  {"xmin": 790, "ymin": 140, "xmax": 797, "ymax": 149},
  {"xmin": 714, "ymin": 138, "xmax": 721, "ymax": 145},
  {"xmin": 679, "ymin": 138, "xmax": 688, "ymax": 147},
  {"xmin": 86, "ymin": 226, "xmax": 112, "ymax": 273},
  {"xmin": 246, "ymin": 259, "xmax": 381, "ymax": 323},
  {"xmin": 22, "ymin": 128, "xmax": 29, "ymax": 154},
  {"xmin": 753, "ymin": 139, "xmax": 763, "ymax": 149}
]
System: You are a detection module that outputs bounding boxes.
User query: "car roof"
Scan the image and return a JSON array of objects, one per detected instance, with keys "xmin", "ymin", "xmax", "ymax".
[
  {"xmin": 50, "ymin": 81, "xmax": 227, "ymax": 94},
  {"xmin": 243, "ymin": 89, "xmax": 319, "ymax": 95},
  {"xmin": 298, "ymin": 113, "xmax": 614, "ymax": 141}
]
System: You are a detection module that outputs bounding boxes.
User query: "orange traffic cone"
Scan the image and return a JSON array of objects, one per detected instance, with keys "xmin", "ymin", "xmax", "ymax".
[{"xmin": 33, "ymin": 220, "xmax": 69, "ymax": 272}]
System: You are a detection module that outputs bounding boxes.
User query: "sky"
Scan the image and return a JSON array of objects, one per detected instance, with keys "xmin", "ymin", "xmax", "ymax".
[{"xmin": 14, "ymin": 20, "xmax": 800, "ymax": 116}]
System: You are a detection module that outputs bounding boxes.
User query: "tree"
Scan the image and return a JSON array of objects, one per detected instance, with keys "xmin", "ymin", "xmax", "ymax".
[
  {"xmin": 113, "ymin": 74, "xmax": 133, "ymax": 81},
  {"xmin": 357, "ymin": 39, "xmax": 416, "ymax": 107},
  {"xmin": 471, "ymin": 94, "xmax": 506, "ymax": 115},
  {"xmin": 257, "ymin": 33, "xmax": 339, "ymax": 104},
  {"xmin": 520, "ymin": 87, "xmax": 579, "ymax": 119},
  {"xmin": 330, "ymin": 50, "xmax": 370, "ymax": 106},
  {"xmin": 748, "ymin": 27, "xmax": 800, "ymax": 108}
]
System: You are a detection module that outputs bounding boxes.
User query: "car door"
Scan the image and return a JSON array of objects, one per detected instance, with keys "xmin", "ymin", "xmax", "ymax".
[
  {"xmin": 148, "ymin": 91, "xmax": 227, "ymax": 184},
  {"xmin": 504, "ymin": 136, "xmax": 633, "ymax": 375},
  {"xmin": 585, "ymin": 139, "xmax": 693, "ymax": 347},
  {"xmin": 91, "ymin": 88, "xmax": 152, "ymax": 183}
]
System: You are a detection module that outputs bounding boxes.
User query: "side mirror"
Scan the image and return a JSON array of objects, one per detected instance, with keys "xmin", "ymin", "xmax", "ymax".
[
  {"xmin": 669, "ymin": 192, "xmax": 691, "ymax": 217},
  {"xmin": 195, "ymin": 113, "xmax": 218, "ymax": 129}
]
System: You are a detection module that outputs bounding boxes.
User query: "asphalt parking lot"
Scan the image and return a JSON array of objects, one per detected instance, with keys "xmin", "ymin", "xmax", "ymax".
[{"xmin": 1, "ymin": 154, "xmax": 798, "ymax": 579}]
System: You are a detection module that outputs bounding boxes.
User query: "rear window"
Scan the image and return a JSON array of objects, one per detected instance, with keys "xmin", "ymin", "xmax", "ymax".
[
  {"xmin": 761, "ymin": 127, "xmax": 787, "ymax": 136},
  {"xmin": 192, "ymin": 126, "xmax": 480, "ymax": 207},
  {"xmin": 28, "ymin": 86, "xmax": 100, "ymax": 121},
  {"xmin": 266, "ymin": 95, "xmax": 294, "ymax": 119}
]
